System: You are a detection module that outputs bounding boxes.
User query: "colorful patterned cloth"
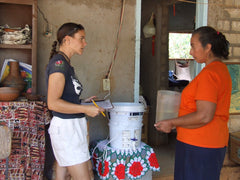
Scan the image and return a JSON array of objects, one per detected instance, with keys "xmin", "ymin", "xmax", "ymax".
[
  {"xmin": 0, "ymin": 101, "xmax": 51, "ymax": 180},
  {"xmin": 91, "ymin": 140, "xmax": 160, "ymax": 180}
]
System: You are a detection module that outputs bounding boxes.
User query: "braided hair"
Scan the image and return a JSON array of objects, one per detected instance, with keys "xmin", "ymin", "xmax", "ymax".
[{"xmin": 49, "ymin": 22, "xmax": 85, "ymax": 60}]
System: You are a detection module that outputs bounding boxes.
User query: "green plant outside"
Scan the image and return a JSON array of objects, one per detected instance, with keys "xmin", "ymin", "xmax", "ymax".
[{"xmin": 169, "ymin": 33, "xmax": 193, "ymax": 59}]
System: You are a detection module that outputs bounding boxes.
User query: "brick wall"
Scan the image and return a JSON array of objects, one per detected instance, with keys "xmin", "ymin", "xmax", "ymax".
[
  {"xmin": 208, "ymin": 0, "xmax": 240, "ymax": 133},
  {"xmin": 208, "ymin": 0, "xmax": 240, "ymax": 62}
]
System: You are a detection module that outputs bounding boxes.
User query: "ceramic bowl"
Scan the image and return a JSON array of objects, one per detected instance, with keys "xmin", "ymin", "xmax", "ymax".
[{"xmin": 0, "ymin": 87, "xmax": 20, "ymax": 101}]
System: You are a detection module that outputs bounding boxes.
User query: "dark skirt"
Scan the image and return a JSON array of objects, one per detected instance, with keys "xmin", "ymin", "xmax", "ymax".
[{"xmin": 174, "ymin": 140, "xmax": 226, "ymax": 180}]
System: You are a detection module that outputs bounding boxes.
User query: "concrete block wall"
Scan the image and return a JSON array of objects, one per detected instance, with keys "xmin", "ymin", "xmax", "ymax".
[
  {"xmin": 208, "ymin": 1, "xmax": 240, "ymax": 176},
  {"xmin": 209, "ymin": 0, "xmax": 240, "ymax": 61},
  {"xmin": 208, "ymin": 0, "xmax": 240, "ymax": 133}
]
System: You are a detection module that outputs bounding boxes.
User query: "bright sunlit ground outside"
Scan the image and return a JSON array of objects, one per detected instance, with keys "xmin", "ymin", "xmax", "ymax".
[{"xmin": 169, "ymin": 33, "xmax": 192, "ymax": 59}]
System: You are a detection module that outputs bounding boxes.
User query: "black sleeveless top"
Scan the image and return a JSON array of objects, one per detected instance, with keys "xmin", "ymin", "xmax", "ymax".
[{"xmin": 45, "ymin": 53, "xmax": 85, "ymax": 119}]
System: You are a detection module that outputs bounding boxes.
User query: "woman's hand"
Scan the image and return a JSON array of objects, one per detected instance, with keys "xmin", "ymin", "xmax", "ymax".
[
  {"xmin": 84, "ymin": 105, "xmax": 105, "ymax": 117},
  {"xmin": 154, "ymin": 120, "xmax": 174, "ymax": 133},
  {"xmin": 154, "ymin": 100, "xmax": 217, "ymax": 131}
]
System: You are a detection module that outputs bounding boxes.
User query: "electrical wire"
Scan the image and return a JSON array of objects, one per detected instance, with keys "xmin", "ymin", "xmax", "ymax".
[
  {"xmin": 105, "ymin": 0, "xmax": 126, "ymax": 79},
  {"xmin": 37, "ymin": 6, "xmax": 49, "ymax": 25},
  {"xmin": 37, "ymin": 6, "xmax": 53, "ymax": 36}
]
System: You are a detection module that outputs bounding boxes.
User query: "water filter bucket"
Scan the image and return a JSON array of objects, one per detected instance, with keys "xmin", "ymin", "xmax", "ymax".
[
  {"xmin": 108, "ymin": 102, "xmax": 145, "ymax": 150},
  {"xmin": 155, "ymin": 90, "xmax": 181, "ymax": 123}
]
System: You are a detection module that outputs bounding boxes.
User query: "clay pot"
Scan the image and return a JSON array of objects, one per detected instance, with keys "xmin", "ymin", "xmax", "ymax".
[
  {"xmin": 0, "ymin": 87, "xmax": 20, "ymax": 101},
  {"xmin": 2, "ymin": 61, "xmax": 26, "ymax": 92}
]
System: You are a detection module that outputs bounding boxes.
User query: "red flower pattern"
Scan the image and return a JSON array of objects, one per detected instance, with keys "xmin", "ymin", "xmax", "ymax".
[
  {"xmin": 55, "ymin": 60, "xmax": 63, "ymax": 66},
  {"xmin": 98, "ymin": 160, "xmax": 110, "ymax": 177},
  {"xmin": 115, "ymin": 164, "xmax": 125, "ymax": 179},
  {"xmin": 129, "ymin": 162, "xmax": 143, "ymax": 177},
  {"xmin": 92, "ymin": 153, "xmax": 97, "ymax": 168},
  {"xmin": 148, "ymin": 153, "xmax": 160, "ymax": 169},
  {"xmin": 93, "ymin": 140, "xmax": 160, "ymax": 179}
]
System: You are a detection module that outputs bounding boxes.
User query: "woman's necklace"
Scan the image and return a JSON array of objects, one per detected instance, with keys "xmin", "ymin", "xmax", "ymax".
[{"xmin": 58, "ymin": 51, "xmax": 71, "ymax": 65}]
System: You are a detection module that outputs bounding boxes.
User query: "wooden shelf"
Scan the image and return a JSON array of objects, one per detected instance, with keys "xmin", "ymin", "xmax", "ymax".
[
  {"xmin": 0, "ymin": 0, "xmax": 34, "ymax": 5},
  {"xmin": 0, "ymin": 0, "xmax": 37, "ymax": 94},
  {"xmin": 0, "ymin": 44, "xmax": 32, "ymax": 49}
]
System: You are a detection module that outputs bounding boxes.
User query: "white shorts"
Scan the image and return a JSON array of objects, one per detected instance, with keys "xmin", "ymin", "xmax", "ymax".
[{"xmin": 48, "ymin": 116, "xmax": 90, "ymax": 166}]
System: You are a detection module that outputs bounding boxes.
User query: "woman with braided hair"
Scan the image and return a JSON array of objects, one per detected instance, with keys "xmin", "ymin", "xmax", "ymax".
[
  {"xmin": 46, "ymin": 22, "xmax": 104, "ymax": 180},
  {"xmin": 155, "ymin": 26, "xmax": 232, "ymax": 180}
]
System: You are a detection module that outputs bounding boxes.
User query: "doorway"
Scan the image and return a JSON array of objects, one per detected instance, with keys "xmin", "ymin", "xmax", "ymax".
[
  {"xmin": 140, "ymin": 0, "xmax": 203, "ymax": 178},
  {"xmin": 140, "ymin": 0, "xmax": 197, "ymax": 146}
]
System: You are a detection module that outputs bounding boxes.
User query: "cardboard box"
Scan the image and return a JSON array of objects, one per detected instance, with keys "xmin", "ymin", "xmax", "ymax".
[{"xmin": 229, "ymin": 131, "xmax": 240, "ymax": 164}]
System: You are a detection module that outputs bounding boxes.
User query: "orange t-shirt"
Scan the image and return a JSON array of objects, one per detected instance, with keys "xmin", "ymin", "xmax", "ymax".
[{"xmin": 176, "ymin": 61, "xmax": 232, "ymax": 148}]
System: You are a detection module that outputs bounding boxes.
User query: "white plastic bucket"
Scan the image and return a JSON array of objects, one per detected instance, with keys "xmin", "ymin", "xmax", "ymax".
[
  {"xmin": 155, "ymin": 90, "xmax": 181, "ymax": 123},
  {"xmin": 108, "ymin": 102, "xmax": 145, "ymax": 150}
]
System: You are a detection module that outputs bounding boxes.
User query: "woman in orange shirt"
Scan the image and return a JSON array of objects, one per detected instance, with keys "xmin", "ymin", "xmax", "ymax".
[{"xmin": 155, "ymin": 26, "xmax": 232, "ymax": 180}]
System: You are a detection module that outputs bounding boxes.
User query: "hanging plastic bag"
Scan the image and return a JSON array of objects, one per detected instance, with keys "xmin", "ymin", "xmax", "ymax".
[{"xmin": 143, "ymin": 13, "xmax": 156, "ymax": 38}]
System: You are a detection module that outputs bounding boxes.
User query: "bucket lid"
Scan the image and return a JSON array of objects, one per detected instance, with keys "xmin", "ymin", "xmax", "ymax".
[{"xmin": 110, "ymin": 102, "xmax": 145, "ymax": 112}]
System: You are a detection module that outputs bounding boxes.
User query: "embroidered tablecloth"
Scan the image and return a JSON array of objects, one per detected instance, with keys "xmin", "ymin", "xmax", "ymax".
[
  {"xmin": 0, "ymin": 101, "xmax": 51, "ymax": 180},
  {"xmin": 92, "ymin": 140, "xmax": 160, "ymax": 180}
]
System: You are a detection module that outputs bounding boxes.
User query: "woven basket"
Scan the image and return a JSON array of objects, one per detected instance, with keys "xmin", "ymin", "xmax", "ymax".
[{"xmin": 0, "ymin": 126, "xmax": 12, "ymax": 159}]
